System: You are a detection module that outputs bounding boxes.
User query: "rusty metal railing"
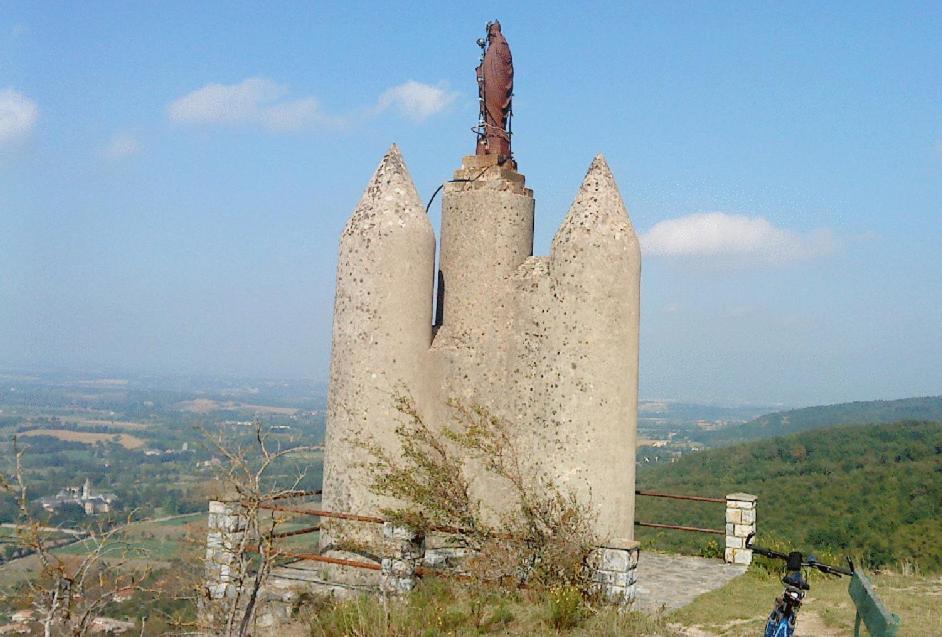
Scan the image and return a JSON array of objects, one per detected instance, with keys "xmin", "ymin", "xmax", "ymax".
[
  {"xmin": 244, "ymin": 487, "xmax": 732, "ymax": 572},
  {"xmin": 635, "ymin": 489, "xmax": 724, "ymax": 504},
  {"xmin": 246, "ymin": 492, "xmax": 517, "ymax": 577},
  {"xmin": 634, "ymin": 521, "xmax": 724, "ymax": 535},
  {"xmin": 633, "ymin": 488, "xmax": 726, "ymax": 536},
  {"xmin": 254, "ymin": 501, "xmax": 515, "ymax": 540}
]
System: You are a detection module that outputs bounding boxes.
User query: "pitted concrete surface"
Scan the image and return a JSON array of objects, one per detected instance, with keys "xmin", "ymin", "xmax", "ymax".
[
  {"xmin": 634, "ymin": 552, "xmax": 748, "ymax": 612},
  {"xmin": 323, "ymin": 149, "xmax": 643, "ymax": 550}
]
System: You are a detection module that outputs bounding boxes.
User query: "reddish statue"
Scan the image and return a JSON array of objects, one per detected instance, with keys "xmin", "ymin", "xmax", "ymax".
[{"xmin": 475, "ymin": 20, "xmax": 513, "ymax": 159}]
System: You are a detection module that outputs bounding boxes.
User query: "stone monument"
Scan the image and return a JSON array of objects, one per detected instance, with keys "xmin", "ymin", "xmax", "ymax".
[{"xmin": 321, "ymin": 20, "xmax": 641, "ymax": 599}]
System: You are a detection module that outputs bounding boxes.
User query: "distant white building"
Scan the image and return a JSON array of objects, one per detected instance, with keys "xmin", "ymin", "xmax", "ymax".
[
  {"xmin": 39, "ymin": 478, "xmax": 117, "ymax": 515},
  {"xmin": 90, "ymin": 617, "xmax": 135, "ymax": 634}
]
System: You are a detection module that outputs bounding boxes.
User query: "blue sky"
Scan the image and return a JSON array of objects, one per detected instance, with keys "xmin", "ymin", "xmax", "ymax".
[{"xmin": 1, "ymin": 2, "xmax": 940, "ymax": 406}]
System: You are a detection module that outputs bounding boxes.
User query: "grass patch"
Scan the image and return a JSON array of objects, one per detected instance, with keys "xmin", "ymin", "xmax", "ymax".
[
  {"xmin": 671, "ymin": 569, "xmax": 941, "ymax": 637},
  {"xmin": 155, "ymin": 512, "xmax": 204, "ymax": 527},
  {"xmin": 53, "ymin": 513, "xmax": 205, "ymax": 560},
  {"xmin": 307, "ymin": 579, "xmax": 678, "ymax": 636}
]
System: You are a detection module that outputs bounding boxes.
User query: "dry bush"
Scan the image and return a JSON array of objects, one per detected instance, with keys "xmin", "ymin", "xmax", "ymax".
[
  {"xmin": 362, "ymin": 396, "xmax": 598, "ymax": 594},
  {"xmin": 0, "ymin": 440, "xmax": 154, "ymax": 637},
  {"xmin": 197, "ymin": 418, "xmax": 320, "ymax": 637}
]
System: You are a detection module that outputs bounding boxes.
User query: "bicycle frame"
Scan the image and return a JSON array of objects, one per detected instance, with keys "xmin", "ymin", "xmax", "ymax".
[
  {"xmin": 763, "ymin": 576, "xmax": 805, "ymax": 637},
  {"xmin": 747, "ymin": 534, "xmax": 852, "ymax": 637}
]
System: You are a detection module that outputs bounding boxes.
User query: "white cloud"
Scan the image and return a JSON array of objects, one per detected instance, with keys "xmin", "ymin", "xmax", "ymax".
[
  {"xmin": 376, "ymin": 81, "xmax": 457, "ymax": 122},
  {"xmin": 641, "ymin": 212, "xmax": 835, "ymax": 263},
  {"xmin": 168, "ymin": 77, "xmax": 325, "ymax": 131},
  {"xmin": 104, "ymin": 134, "xmax": 140, "ymax": 160},
  {"xmin": 0, "ymin": 88, "xmax": 38, "ymax": 144},
  {"xmin": 261, "ymin": 97, "xmax": 321, "ymax": 132},
  {"xmin": 168, "ymin": 77, "xmax": 456, "ymax": 133}
]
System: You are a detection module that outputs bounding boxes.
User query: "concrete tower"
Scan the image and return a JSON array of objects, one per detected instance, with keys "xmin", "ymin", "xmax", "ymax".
[
  {"xmin": 437, "ymin": 155, "xmax": 534, "ymax": 338},
  {"xmin": 322, "ymin": 148, "xmax": 641, "ymax": 550},
  {"xmin": 542, "ymin": 155, "xmax": 641, "ymax": 540},
  {"xmin": 321, "ymin": 145, "xmax": 436, "ymax": 541}
]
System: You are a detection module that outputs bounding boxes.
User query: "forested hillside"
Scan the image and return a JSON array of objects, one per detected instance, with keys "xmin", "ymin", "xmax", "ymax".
[
  {"xmin": 698, "ymin": 396, "xmax": 942, "ymax": 446},
  {"xmin": 636, "ymin": 420, "xmax": 942, "ymax": 570}
]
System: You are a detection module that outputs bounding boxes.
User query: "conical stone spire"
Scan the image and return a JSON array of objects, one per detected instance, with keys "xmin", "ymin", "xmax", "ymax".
[
  {"xmin": 551, "ymin": 154, "xmax": 637, "ymax": 262},
  {"xmin": 344, "ymin": 144, "xmax": 425, "ymax": 237},
  {"xmin": 323, "ymin": 144, "xmax": 435, "ymax": 542},
  {"xmin": 538, "ymin": 154, "xmax": 641, "ymax": 542}
]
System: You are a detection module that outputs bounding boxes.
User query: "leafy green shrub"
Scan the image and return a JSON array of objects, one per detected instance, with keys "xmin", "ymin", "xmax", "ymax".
[
  {"xmin": 699, "ymin": 538, "xmax": 722, "ymax": 559},
  {"xmin": 748, "ymin": 533, "xmax": 846, "ymax": 582},
  {"xmin": 545, "ymin": 586, "xmax": 584, "ymax": 630}
]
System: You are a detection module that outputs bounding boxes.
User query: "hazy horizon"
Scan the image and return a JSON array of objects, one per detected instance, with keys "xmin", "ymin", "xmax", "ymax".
[{"xmin": 2, "ymin": 4, "xmax": 940, "ymax": 406}]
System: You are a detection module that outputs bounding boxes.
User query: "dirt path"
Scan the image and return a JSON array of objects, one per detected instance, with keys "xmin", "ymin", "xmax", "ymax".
[
  {"xmin": 672, "ymin": 611, "xmax": 840, "ymax": 637},
  {"xmin": 1, "ymin": 523, "xmax": 87, "ymax": 537},
  {"xmin": 793, "ymin": 611, "xmax": 842, "ymax": 636}
]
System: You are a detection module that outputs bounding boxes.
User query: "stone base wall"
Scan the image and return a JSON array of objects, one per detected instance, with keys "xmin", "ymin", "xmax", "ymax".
[
  {"xmin": 204, "ymin": 500, "xmax": 247, "ymax": 600},
  {"xmin": 380, "ymin": 523, "xmax": 425, "ymax": 595},
  {"xmin": 724, "ymin": 493, "xmax": 757, "ymax": 565},
  {"xmin": 589, "ymin": 540, "xmax": 640, "ymax": 607}
]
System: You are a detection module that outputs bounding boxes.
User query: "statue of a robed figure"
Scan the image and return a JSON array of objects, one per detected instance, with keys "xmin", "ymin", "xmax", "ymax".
[{"xmin": 475, "ymin": 20, "xmax": 513, "ymax": 159}]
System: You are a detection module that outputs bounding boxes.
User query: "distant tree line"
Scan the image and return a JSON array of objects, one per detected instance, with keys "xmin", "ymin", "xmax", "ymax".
[
  {"xmin": 698, "ymin": 395, "xmax": 942, "ymax": 446},
  {"xmin": 637, "ymin": 420, "xmax": 942, "ymax": 571}
]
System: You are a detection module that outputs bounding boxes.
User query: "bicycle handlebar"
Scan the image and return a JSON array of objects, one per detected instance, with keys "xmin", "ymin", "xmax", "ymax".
[{"xmin": 745, "ymin": 533, "xmax": 854, "ymax": 576}]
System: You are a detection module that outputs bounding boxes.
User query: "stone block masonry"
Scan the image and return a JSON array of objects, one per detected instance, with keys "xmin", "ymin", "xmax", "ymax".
[
  {"xmin": 589, "ymin": 540, "xmax": 640, "ymax": 606},
  {"xmin": 205, "ymin": 500, "xmax": 247, "ymax": 600},
  {"xmin": 724, "ymin": 493, "xmax": 757, "ymax": 565},
  {"xmin": 380, "ymin": 523, "xmax": 425, "ymax": 595}
]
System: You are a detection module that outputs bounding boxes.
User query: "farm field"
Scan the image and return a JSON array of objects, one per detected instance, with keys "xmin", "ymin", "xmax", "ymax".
[
  {"xmin": 174, "ymin": 399, "xmax": 299, "ymax": 415},
  {"xmin": 18, "ymin": 428, "xmax": 146, "ymax": 449},
  {"xmin": 55, "ymin": 513, "xmax": 207, "ymax": 561},
  {"xmin": 0, "ymin": 513, "xmax": 206, "ymax": 590},
  {"xmin": 73, "ymin": 418, "xmax": 149, "ymax": 430}
]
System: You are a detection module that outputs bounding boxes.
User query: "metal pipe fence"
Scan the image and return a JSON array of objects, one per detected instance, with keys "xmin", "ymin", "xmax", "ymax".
[
  {"xmin": 237, "ymin": 487, "xmax": 753, "ymax": 569},
  {"xmin": 633, "ymin": 488, "xmax": 726, "ymax": 536}
]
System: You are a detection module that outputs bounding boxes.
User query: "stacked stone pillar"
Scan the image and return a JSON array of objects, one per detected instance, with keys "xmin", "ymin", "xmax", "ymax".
[
  {"xmin": 380, "ymin": 523, "xmax": 425, "ymax": 595},
  {"xmin": 724, "ymin": 493, "xmax": 757, "ymax": 565},
  {"xmin": 205, "ymin": 500, "xmax": 248, "ymax": 600},
  {"xmin": 589, "ymin": 540, "xmax": 640, "ymax": 607}
]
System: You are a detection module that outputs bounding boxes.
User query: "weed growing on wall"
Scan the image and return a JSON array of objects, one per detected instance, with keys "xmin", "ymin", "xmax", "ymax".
[{"xmin": 361, "ymin": 396, "xmax": 599, "ymax": 594}]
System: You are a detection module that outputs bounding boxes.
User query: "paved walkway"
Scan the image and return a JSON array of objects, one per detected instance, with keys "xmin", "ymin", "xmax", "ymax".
[
  {"xmin": 635, "ymin": 552, "xmax": 748, "ymax": 613},
  {"xmin": 268, "ymin": 550, "xmax": 748, "ymax": 614}
]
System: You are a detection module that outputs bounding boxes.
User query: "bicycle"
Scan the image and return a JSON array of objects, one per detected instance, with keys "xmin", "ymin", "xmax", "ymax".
[{"xmin": 746, "ymin": 533, "xmax": 854, "ymax": 637}]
